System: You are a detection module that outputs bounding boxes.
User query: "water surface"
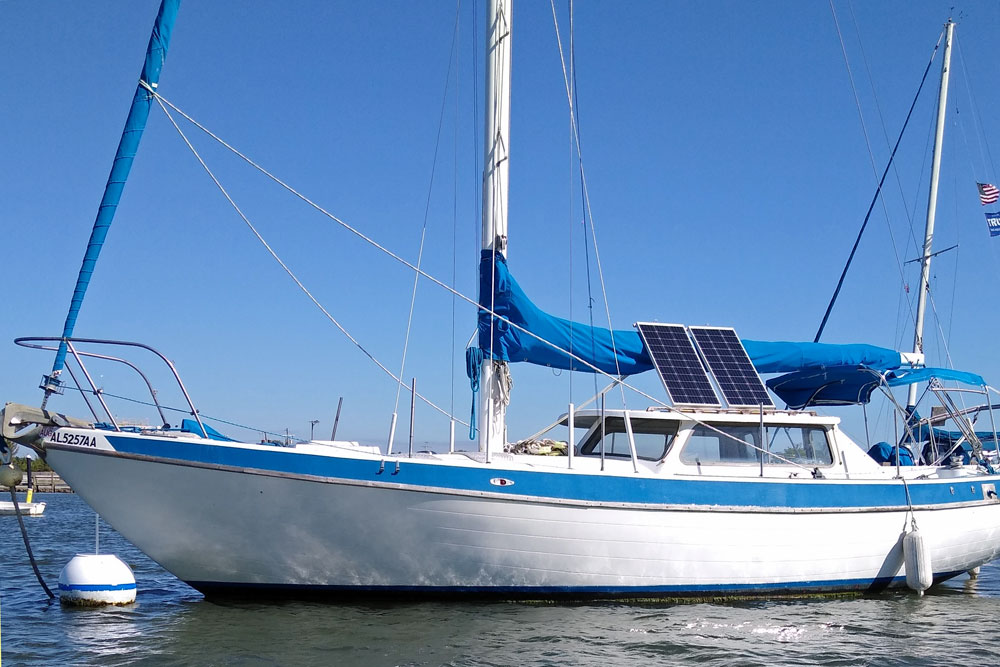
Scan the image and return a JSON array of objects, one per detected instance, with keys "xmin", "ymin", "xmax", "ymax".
[{"xmin": 2, "ymin": 494, "xmax": 998, "ymax": 666}]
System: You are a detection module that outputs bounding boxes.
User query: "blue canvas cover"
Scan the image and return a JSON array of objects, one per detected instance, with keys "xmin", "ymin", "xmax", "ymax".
[
  {"xmin": 766, "ymin": 367, "xmax": 884, "ymax": 408},
  {"xmin": 473, "ymin": 254, "xmax": 987, "ymax": 408},
  {"xmin": 885, "ymin": 367, "xmax": 984, "ymax": 388},
  {"xmin": 867, "ymin": 441, "xmax": 916, "ymax": 466},
  {"xmin": 475, "ymin": 252, "xmax": 908, "ymax": 378},
  {"xmin": 741, "ymin": 340, "xmax": 903, "ymax": 375},
  {"xmin": 179, "ymin": 419, "xmax": 235, "ymax": 442},
  {"xmin": 477, "ymin": 251, "xmax": 653, "ymax": 374},
  {"xmin": 767, "ymin": 366, "xmax": 986, "ymax": 409}
]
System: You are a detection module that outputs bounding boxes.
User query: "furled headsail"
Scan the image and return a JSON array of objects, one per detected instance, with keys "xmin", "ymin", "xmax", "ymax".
[{"xmin": 46, "ymin": 0, "xmax": 181, "ymax": 387}]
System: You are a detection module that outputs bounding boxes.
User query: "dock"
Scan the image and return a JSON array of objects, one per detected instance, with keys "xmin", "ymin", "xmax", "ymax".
[{"xmin": 13, "ymin": 471, "xmax": 72, "ymax": 493}]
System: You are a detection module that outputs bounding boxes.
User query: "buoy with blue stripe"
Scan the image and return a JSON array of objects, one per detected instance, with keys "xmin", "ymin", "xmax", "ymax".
[{"xmin": 58, "ymin": 554, "xmax": 136, "ymax": 606}]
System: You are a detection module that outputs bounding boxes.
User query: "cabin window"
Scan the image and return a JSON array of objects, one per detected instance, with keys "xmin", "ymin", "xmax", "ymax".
[
  {"xmin": 680, "ymin": 425, "xmax": 760, "ymax": 465},
  {"xmin": 679, "ymin": 424, "xmax": 833, "ymax": 466},
  {"xmin": 766, "ymin": 426, "xmax": 833, "ymax": 465},
  {"xmin": 578, "ymin": 418, "xmax": 678, "ymax": 461}
]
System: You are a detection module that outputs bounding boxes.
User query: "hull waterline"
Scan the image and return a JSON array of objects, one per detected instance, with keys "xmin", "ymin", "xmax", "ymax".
[{"xmin": 45, "ymin": 438, "xmax": 1000, "ymax": 600}]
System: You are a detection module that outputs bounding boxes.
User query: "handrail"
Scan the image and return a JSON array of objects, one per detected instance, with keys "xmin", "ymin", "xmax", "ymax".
[
  {"xmin": 63, "ymin": 361, "xmax": 101, "ymax": 423},
  {"xmin": 65, "ymin": 341, "xmax": 120, "ymax": 431},
  {"xmin": 15, "ymin": 336, "xmax": 207, "ymax": 438},
  {"xmin": 63, "ymin": 343, "xmax": 168, "ymax": 427}
]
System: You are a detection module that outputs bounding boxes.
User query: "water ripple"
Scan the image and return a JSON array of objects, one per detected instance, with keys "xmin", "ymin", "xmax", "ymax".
[{"xmin": 3, "ymin": 494, "xmax": 1000, "ymax": 666}]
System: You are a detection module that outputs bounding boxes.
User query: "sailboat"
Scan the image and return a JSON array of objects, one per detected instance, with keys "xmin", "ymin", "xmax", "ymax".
[{"xmin": 4, "ymin": 1, "xmax": 1000, "ymax": 599}]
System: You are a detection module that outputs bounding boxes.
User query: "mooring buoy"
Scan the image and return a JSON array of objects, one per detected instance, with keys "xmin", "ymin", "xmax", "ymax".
[{"xmin": 58, "ymin": 554, "xmax": 136, "ymax": 606}]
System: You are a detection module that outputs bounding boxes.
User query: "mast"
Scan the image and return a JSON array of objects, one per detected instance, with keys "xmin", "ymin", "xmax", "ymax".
[
  {"xmin": 479, "ymin": 0, "xmax": 512, "ymax": 456},
  {"xmin": 41, "ymin": 0, "xmax": 181, "ymax": 406},
  {"xmin": 907, "ymin": 20, "xmax": 954, "ymax": 409}
]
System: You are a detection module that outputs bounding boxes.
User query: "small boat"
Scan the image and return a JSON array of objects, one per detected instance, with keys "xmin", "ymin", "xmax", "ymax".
[
  {"xmin": 0, "ymin": 499, "xmax": 46, "ymax": 517},
  {"xmin": 3, "ymin": 2, "xmax": 1000, "ymax": 599}
]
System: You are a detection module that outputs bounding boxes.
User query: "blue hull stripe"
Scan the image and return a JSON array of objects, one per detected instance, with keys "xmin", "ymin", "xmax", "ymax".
[
  {"xmin": 59, "ymin": 583, "xmax": 137, "ymax": 592},
  {"xmin": 102, "ymin": 434, "xmax": 997, "ymax": 510}
]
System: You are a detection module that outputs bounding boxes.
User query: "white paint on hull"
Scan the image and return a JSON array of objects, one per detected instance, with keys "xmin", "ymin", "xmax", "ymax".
[{"xmin": 47, "ymin": 447, "xmax": 1000, "ymax": 594}]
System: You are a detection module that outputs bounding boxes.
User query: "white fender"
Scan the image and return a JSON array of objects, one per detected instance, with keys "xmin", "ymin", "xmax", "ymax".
[{"xmin": 903, "ymin": 524, "xmax": 933, "ymax": 594}]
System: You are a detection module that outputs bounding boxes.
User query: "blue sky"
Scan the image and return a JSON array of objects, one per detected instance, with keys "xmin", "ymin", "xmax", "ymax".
[{"xmin": 2, "ymin": 1, "xmax": 999, "ymax": 449}]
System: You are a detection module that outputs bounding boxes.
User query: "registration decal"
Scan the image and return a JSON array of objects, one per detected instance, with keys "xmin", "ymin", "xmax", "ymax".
[{"xmin": 51, "ymin": 431, "xmax": 98, "ymax": 448}]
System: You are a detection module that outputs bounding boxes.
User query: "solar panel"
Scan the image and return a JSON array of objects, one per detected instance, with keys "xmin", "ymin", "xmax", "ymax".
[
  {"xmin": 636, "ymin": 323, "xmax": 720, "ymax": 406},
  {"xmin": 689, "ymin": 326, "xmax": 773, "ymax": 408}
]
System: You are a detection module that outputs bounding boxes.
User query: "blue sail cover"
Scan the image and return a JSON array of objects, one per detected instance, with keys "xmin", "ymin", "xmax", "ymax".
[
  {"xmin": 477, "ymin": 251, "xmax": 652, "ymax": 374},
  {"xmin": 51, "ymin": 0, "xmax": 181, "ymax": 376},
  {"xmin": 475, "ymin": 252, "xmax": 911, "ymax": 381},
  {"xmin": 766, "ymin": 367, "xmax": 885, "ymax": 408},
  {"xmin": 767, "ymin": 366, "xmax": 986, "ymax": 409},
  {"xmin": 741, "ymin": 340, "xmax": 902, "ymax": 375}
]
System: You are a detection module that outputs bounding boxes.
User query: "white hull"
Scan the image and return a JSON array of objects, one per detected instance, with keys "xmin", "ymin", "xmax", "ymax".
[
  {"xmin": 47, "ymin": 442, "xmax": 1000, "ymax": 598},
  {"xmin": 7, "ymin": 0, "xmax": 995, "ymax": 606}
]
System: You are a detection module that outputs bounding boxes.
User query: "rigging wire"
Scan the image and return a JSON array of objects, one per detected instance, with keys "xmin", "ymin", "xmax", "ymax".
[
  {"xmin": 828, "ymin": 7, "xmax": 969, "ymax": 439},
  {"xmin": 566, "ymin": 0, "xmax": 574, "ymax": 403},
  {"xmin": 955, "ymin": 34, "xmax": 997, "ymax": 179},
  {"xmin": 954, "ymin": 35, "xmax": 1000, "ymax": 280},
  {"xmin": 149, "ymin": 89, "xmax": 465, "ymax": 427},
  {"xmin": 147, "ymin": 78, "xmax": 987, "ymax": 461},
  {"xmin": 59, "ymin": 384, "xmax": 295, "ymax": 440},
  {"xmin": 570, "ymin": 2, "xmax": 600, "ymax": 401},
  {"xmin": 548, "ymin": 0, "xmax": 626, "ymax": 408},
  {"xmin": 147, "ymin": 89, "xmax": 677, "ymax": 416},
  {"xmin": 947, "ymin": 173, "xmax": 959, "ymax": 347},
  {"xmin": 894, "ymin": 120, "xmax": 935, "ymax": 354},
  {"xmin": 883, "ymin": 111, "xmax": 933, "ymax": 436},
  {"xmin": 843, "ymin": 2, "xmax": 936, "ymax": 437},
  {"xmin": 815, "ymin": 2, "xmax": 941, "ymax": 342},
  {"xmin": 472, "ymin": 0, "xmax": 482, "ymax": 289},
  {"xmin": 845, "ymin": 0, "xmax": 920, "ymax": 327},
  {"xmin": 392, "ymin": 5, "xmax": 464, "ymax": 425},
  {"xmin": 451, "ymin": 0, "xmax": 463, "ymax": 420},
  {"xmin": 144, "ymin": 94, "xmax": 989, "ymax": 468},
  {"xmin": 847, "ymin": 1, "xmax": 917, "ymax": 227}
]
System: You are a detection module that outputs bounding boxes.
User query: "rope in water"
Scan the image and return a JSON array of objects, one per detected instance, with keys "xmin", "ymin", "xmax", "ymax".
[{"xmin": 7, "ymin": 487, "xmax": 54, "ymax": 600}]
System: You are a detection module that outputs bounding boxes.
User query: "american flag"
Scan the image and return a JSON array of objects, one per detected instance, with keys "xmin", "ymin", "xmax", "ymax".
[{"xmin": 978, "ymin": 182, "xmax": 1000, "ymax": 205}]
